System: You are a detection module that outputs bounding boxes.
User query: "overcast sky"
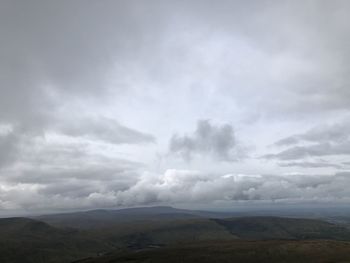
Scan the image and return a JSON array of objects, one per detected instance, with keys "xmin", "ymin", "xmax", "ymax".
[{"xmin": 1, "ymin": 0, "xmax": 350, "ymax": 215}]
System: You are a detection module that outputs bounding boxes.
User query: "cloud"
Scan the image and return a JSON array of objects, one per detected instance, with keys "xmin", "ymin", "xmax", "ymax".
[
  {"xmin": 2, "ymin": 169, "xmax": 350, "ymax": 212},
  {"xmin": 169, "ymin": 120, "xmax": 239, "ymax": 161},
  {"xmin": 0, "ymin": 127, "xmax": 19, "ymax": 167},
  {"xmin": 278, "ymin": 161, "xmax": 343, "ymax": 169},
  {"xmin": 0, "ymin": 137, "xmax": 143, "ymax": 211},
  {"xmin": 2, "ymin": 1, "xmax": 350, "ymax": 213},
  {"xmin": 0, "ymin": 0, "xmax": 157, "ymax": 173},
  {"xmin": 264, "ymin": 142, "xmax": 350, "ymax": 160},
  {"xmin": 58, "ymin": 117, "xmax": 155, "ymax": 145},
  {"xmin": 267, "ymin": 118, "xmax": 350, "ymax": 160},
  {"xmin": 275, "ymin": 120, "xmax": 350, "ymax": 146},
  {"xmin": 112, "ymin": 170, "xmax": 350, "ymax": 206}
]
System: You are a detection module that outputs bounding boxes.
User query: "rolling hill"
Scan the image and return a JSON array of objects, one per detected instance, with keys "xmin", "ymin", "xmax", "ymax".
[
  {"xmin": 2, "ymin": 207, "xmax": 350, "ymax": 263},
  {"xmin": 0, "ymin": 218, "xmax": 112, "ymax": 263},
  {"xmin": 36, "ymin": 206, "xmax": 232, "ymax": 229}
]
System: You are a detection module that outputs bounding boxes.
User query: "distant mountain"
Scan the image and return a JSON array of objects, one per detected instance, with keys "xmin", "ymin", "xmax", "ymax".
[{"xmin": 36, "ymin": 206, "xmax": 232, "ymax": 229}]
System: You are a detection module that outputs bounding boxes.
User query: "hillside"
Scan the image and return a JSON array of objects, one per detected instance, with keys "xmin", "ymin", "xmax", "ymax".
[
  {"xmin": 73, "ymin": 239, "xmax": 350, "ymax": 263},
  {"xmin": 36, "ymin": 206, "xmax": 205, "ymax": 229},
  {"xmin": 213, "ymin": 216, "xmax": 350, "ymax": 240},
  {"xmin": 0, "ymin": 218, "xmax": 112, "ymax": 263},
  {"xmin": 2, "ymin": 207, "xmax": 350, "ymax": 263}
]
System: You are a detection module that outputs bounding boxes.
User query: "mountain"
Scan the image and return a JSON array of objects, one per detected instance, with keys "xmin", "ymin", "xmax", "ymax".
[{"xmin": 36, "ymin": 206, "xmax": 232, "ymax": 229}]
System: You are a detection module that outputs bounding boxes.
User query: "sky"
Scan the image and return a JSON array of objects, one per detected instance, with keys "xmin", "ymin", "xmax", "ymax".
[{"xmin": 1, "ymin": 0, "xmax": 350, "ymax": 215}]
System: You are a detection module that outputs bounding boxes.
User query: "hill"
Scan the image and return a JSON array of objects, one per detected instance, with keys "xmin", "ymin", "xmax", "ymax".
[
  {"xmin": 213, "ymin": 216, "xmax": 350, "ymax": 240},
  {"xmin": 73, "ymin": 239, "xmax": 350, "ymax": 263},
  {"xmin": 2, "ymin": 207, "xmax": 350, "ymax": 263},
  {"xmin": 0, "ymin": 217, "xmax": 112, "ymax": 263},
  {"xmin": 36, "ymin": 206, "xmax": 207, "ymax": 229}
]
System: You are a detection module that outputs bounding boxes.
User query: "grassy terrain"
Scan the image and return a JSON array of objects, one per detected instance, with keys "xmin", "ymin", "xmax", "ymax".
[
  {"xmin": 73, "ymin": 239, "xmax": 350, "ymax": 263},
  {"xmin": 213, "ymin": 216, "xmax": 350, "ymax": 240},
  {"xmin": 0, "ymin": 218, "xmax": 113, "ymax": 263},
  {"xmin": 2, "ymin": 208, "xmax": 350, "ymax": 263}
]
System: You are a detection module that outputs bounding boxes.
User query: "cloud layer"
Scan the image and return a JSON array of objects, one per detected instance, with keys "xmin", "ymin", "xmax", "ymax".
[
  {"xmin": 2, "ymin": 169, "xmax": 350, "ymax": 212},
  {"xmin": 1, "ymin": 1, "xmax": 350, "ymax": 213}
]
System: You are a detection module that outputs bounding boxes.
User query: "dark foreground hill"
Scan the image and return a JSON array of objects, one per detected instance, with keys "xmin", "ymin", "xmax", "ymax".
[
  {"xmin": 0, "ymin": 218, "xmax": 112, "ymax": 263},
  {"xmin": 73, "ymin": 239, "xmax": 350, "ymax": 263}
]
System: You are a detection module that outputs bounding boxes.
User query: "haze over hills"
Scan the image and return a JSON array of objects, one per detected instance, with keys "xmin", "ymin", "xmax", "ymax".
[
  {"xmin": 35, "ymin": 206, "xmax": 234, "ymax": 229},
  {"xmin": 35, "ymin": 205, "xmax": 350, "ymax": 229}
]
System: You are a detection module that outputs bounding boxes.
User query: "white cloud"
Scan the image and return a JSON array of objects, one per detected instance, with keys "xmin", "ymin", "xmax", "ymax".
[{"xmin": 3, "ymin": 169, "xmax": 350, "ymax": 213}]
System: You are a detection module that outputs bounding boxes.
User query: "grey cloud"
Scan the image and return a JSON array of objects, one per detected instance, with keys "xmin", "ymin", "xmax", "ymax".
[
  {"xmin": 177, "ymin": 0, "xmax": 350, "ymax": 115},
  {"xmin": 169, "ymin": 120, "xmax": 238, "ymax": 161},
  {"xmin": 0, "ymin": 130, "xmax": 19, "ymax": 167},
  {"xmin": 58, "ymin": 117, "xmax": 155, "ymax": 145},
  {"xmin": 2, "ymin": 0, "xmax": 350, "ymax": 213},
  {"xmin": 275, "ymin": 120, "xmax": 350, "ymax": 146},
  {"xmin": 264, "ymin": 142, "xmax": 350, "ymax": 160},
  {"xmin": 0, "ymin": 0, "xmax": 159, "ymax": 176},
  {"xmin": 3, "ymin": 0, "xmax": 350, "ymax": 133},
  {"xmin": 0, "ymin": 139, "xmax": 142, "ymax": 211},
  {"xmin": 2, "ymin": 167, "xmax": 350, "ymax": 211},
  {"xmin": 268, "ymin": 118, "xmax": 350, "ymax": 160},
  {"xmin": 278, "ymin": 161, "xmax": 343, "ymax": 169},
  {"xmin": 0, "ymin": 0, "xmax": 178, "ymax": 137},
  {"xmin": 113, "ymin": 171, "xmax": 350, "ymax": 206}
]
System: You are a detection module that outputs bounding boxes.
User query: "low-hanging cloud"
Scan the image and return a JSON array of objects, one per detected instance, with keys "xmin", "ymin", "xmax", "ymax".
[
  {"xmin": 2, "ymin": 169, "xmax": 350, "ymax": 212},
  {"xmin": 169, "ymin": 120, "xmax": 238, "ymax": 161},
  {"xmin": 115, "ymin": 170, "xmax": 350, "ymax": 206}
]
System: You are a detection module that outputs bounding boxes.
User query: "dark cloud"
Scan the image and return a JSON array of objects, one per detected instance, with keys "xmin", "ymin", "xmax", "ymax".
[{"xmin": 169, "ymin": 120, "xmax": 238, "ymax": 161}]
